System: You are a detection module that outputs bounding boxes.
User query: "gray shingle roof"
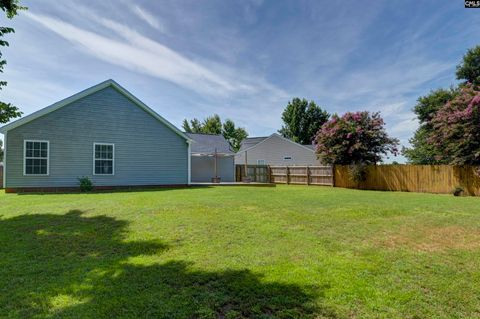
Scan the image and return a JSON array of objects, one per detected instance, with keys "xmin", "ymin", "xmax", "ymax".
[
  {"xmin": 186, "ymin": 133, "xmax": 234, "ymax": 155},
  {"xmin": 238, "ymin": 136, "xmax": 268, "ymax": 152},
  {"xmin": 302, "ymin": 144, "xmax": 315, "ymax": 150}
]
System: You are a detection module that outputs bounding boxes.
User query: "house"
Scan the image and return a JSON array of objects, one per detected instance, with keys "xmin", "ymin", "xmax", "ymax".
[
  {"xmin": 186, "ymin": 133, "xmax": 235, "ymax": 183},
  {"xmin": 0, "ymin": 80, "xmax": 193, "ymax": 192},
  {"xmin": 235, "ymin": 133, "xmax": 320, "ymax": 166}
]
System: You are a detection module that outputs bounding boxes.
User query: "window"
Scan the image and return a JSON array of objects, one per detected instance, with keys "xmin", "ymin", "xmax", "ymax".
[
  {"xmin": 283, "ymin": 156, "xmax": 292, "ymax": 160},
  {"xmin": 94, "ymin": 143, "xmax": 114, "ymax": 175},
  {"xmin": 257, "ymin": 159, "xmax": 266, "ymax": 165},
  {"xmin": 24, "ymin": 140, "xmax": 49, "ymax": 175}
]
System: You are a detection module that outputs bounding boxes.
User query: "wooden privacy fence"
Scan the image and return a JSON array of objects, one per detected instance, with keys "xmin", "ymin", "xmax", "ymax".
[
  {"xmin": 235, "ymin": 165, "xmax": 270, "ymax": 183},
  {"xmin": 236, "ymin": 164, "xmax": 480, "ymax": 195},
  {"xmin": 235, "ymin": 165, "xmax": 334, "ymax": 186},
  {"xmin": 270, "ymin": 166, "xmax": 333, "ymax": 185},
  {"xmin": 335, "ymin": 165, "xmax": 480, "ymax": 196}
]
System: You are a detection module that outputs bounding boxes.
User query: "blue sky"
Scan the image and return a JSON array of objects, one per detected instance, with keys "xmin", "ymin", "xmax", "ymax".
[{"xmin": 2, "ymin": 0, "xmax": 480, "ymax": 162}]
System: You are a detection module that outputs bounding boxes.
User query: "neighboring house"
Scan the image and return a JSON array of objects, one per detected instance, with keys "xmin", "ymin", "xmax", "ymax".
[
  {"xmin": 186, "ymin": 133, "xmax": 235, "ymax": 182},
  {"xmin": 235, "ymin": 133, "xmax": 321, "ymax": 166},
  {"xmin": 0, "ymin": 79, "xmax": 193, "ymax": 192}
]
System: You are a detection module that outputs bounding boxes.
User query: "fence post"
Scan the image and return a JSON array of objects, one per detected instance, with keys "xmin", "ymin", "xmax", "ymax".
[
  {"xmin": 306, "ymin": 166, "xmax": 310, "ymax": 185},
  {"xmin": 331, "ymin": 165, "xmax": 335, "ymax": 187},
  {"xmin": 268, "ymin": 166, "xmax": 272, "ymax": 183},
  {"xmin": 286, "ymin": 166, "xmax": 290, "ymax": 184}
]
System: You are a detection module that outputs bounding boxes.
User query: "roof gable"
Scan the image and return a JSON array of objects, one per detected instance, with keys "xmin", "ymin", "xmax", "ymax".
[
  {"xmin": 237, "ymin": 133, "xmax": 315, "ymax": 154},
  {"xmin": 238, "ymin": 136, "xmax": 268, "ymax": 152},
  {"xmin": 0, "ymin": 79, "xmax": 191, "ymax": 142}
]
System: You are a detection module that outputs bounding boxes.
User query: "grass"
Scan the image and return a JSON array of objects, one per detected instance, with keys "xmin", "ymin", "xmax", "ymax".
[{"xmin": 1, "ymin": 185, "xmax": 480, "ymax": 318}]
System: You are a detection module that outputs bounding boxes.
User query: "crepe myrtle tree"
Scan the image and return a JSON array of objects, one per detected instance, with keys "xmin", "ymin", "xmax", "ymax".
[
  {"xmin": 314, "ymin": 111, "xmax": 399, "ymax": 165},
  {"xmin": 429, "ymin": 83, "xmax": 480, "ymax": 165}
]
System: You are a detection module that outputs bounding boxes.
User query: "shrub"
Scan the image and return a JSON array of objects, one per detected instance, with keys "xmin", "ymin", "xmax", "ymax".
[
  {"xmin": 349, "ymin": 163, "xmax": 368, "ymax": 185},
  {"xmin": 78, "ymin": 176, "xmax": 93, "ymax": 192},
  {"xmin": 314, "ymin": 111, "xmax": 399, "ymax": 165},
  {"xmin": 452, "ymin": 186, "xmax": 464, "ymax": 197}
]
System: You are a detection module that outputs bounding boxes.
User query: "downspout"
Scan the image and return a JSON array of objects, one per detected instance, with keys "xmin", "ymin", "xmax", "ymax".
[
  {"xmin": 187, "ymin": 140, "xmax": 191, "ymax": 185},
  {"xmin": 2, "ymin": 131, "xmax": 6, "ymax": 189},
  {"xmin": 214, "ymin": 148, "xmax": 218, "ymax": 179}
]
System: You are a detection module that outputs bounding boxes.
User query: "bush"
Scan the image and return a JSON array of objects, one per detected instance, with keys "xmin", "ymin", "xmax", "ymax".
[
  {"xmin": 349, "ymin": 163, "xmax": 368, "ymax": 185},
  {"xmin": 452, "ymin": 186, "xmax": 464, "ymax": 197},
  {"xmin": 78, "ymin": 176, "xmax": 93, "ymax": 192},
  {"xmin": 314, "ymin": 111, "xmax": 399, "ymax": 165}
]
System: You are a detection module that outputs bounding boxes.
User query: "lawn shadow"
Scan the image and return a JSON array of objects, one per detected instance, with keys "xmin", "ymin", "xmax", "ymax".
[
  {"xmin": 0, "ymin": 210, "xmax": 334, "ymax": 318},
  {"xmin": 15, "ymin": 186, "xmax": 214, "ymax": 195}
]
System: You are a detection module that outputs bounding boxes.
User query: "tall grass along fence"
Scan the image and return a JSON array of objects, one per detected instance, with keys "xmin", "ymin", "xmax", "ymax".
[{"xmin": 335, "ymin": 165, "xmax": 480, "ymax": 196}]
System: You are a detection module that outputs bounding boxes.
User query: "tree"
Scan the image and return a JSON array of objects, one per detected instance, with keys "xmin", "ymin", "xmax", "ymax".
[
  {"xmin": 279, "ymin": 98, "xmax": 329, "ymax": 145},
  {"xmin": 202, "ymin": 114, "xmax": 222, "ymax": 135},
  {"xmin": 402, "ymin": 88, "xmax": 457, "ymax": 164},
  {"xmin": 0, "ymin": 139, "xmax": 3, "ymax": 161},
  {"xmin": 182, "ymin": 118, "xmax": 203, "ymax": 133},
  {"xmin": 182, "ymin": 114, "xmax": 248, "ymax": 151},
  {"xmin": 314, "ymin": 111, "xmax": 399, "ymax": 165},
  {"xmin": 222, "ymin": 119, "xmax": 248, "ymax": 152},
  {"xmin": 456, "ymin": 45, "xmax": 480, "ymax": 85},
  {"xmin": 182, "ymin": 115, "xmax": 222, "ymax": 134},
  {"xmin": 0, "ymin": 0, "xmax": 25, "ymax": 124},
  {"xmin": 429, "ymin": 83, "xmax": 480, "ymax": 165},
  {"xmin": 402, "ymin": 126, "xmax": 441, "ymax": 164}
]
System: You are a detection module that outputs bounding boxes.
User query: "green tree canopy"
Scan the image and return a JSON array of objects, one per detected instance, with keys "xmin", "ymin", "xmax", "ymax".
[
  {"xmin": 222, "ymin": 119, "xmax": 248, "ymax": 152},
  {"xmin": 456, "ymin": 45, "xmax": 480, "ymax": 85},
  {"xmin": 202, "ymin": 114, "xmax": 222, "ymax": 135},
  {"xmin": 0, "ymin": 139, "xmax": 3, "ymax": 161},
  {"xmin": 403, "ymin": 44, "xmax": 480, "ymax": 164},
  {"xmin": 402, "ymin": 88, "xmax": 457, "ymax": 164},
  {"xmin": 182, "ymin": 114, "xmax": 248, "ymax": 152},
  {"xmin": 0, "ymin": 0, "xmax": 25, "ymax": 124},
  {"xmin": 279, "ymin": 98, "xmax": 330, "ymax": 145}
]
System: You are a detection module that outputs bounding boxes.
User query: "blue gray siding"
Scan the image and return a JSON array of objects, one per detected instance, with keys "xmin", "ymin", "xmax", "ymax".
[
  {"xmin": 235, "ymin": 134, "xmax": 320, "ymax": 166},
  {"xmin": 191, "ymin": 156, "xmax": 234, "ymax": 182},
  {"xmin": 5, "ymin": 86, "xmax": 188, "ymax": 188}
]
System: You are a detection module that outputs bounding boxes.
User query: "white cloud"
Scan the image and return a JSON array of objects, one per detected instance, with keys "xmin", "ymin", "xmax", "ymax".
[
  {"xmin": 390, "ymin": 117, "xmax": 418, "ymax": 136},
  {"xmin": 131, "ymin": 5, "xmax": 166, "ymax": 33},
  {"xmin": 22, "ymin": 9, "xmax": 289, "ymax": 136},
  {"xmin": 25, "ymin": 12, "xmax": 244, "ymax": 97}
]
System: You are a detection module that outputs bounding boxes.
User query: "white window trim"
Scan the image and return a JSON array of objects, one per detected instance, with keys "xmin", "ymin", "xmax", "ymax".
[
  {"xmin": 93, "ymin": 143, "xmax": 115, "ymax": 176},
  {"xmin": 257, "ymin": 159, "xmax": 266, "ymax": 165},
  {"xmin": 23, "ymin": 139, "xmax": 50, "ymax": 176}
]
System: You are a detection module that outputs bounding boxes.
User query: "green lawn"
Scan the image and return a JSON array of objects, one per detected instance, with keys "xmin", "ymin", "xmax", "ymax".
[{"xmin": 1, "ymin": 186, "xmax": 480, "ymax": 318}]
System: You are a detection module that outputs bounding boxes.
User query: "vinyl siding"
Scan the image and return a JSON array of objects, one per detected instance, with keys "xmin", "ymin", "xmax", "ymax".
[
  {"xmin": 191, "ymin": 156, "xmax": 234, "ymax": 182},
  {"xmin": 5, "ymin": 86, "xmax": 188, "ymax": 188},
  {"xmin": 235, "ymin": 134, "xmax": 320, "ymax": 166}
]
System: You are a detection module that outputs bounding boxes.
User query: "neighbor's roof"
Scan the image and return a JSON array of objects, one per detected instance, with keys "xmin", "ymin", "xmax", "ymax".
[
  {"xmin": 237, "ymin": 133, "xmax": 315, "ymax": 154},
  {"xmin": 302, "ymin": 144, "xmax": 315, "ymax": 150},
  {"xmin": 0, "ymin": 79, "xmax": 192, "ymax": 142},
  {"xmin": 238, "ymin": 136, "xmax": 268, "ymax": 152},
  {"xmin": 186, "ymin": 133, "xmax": 234, "ymax": 155}
]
